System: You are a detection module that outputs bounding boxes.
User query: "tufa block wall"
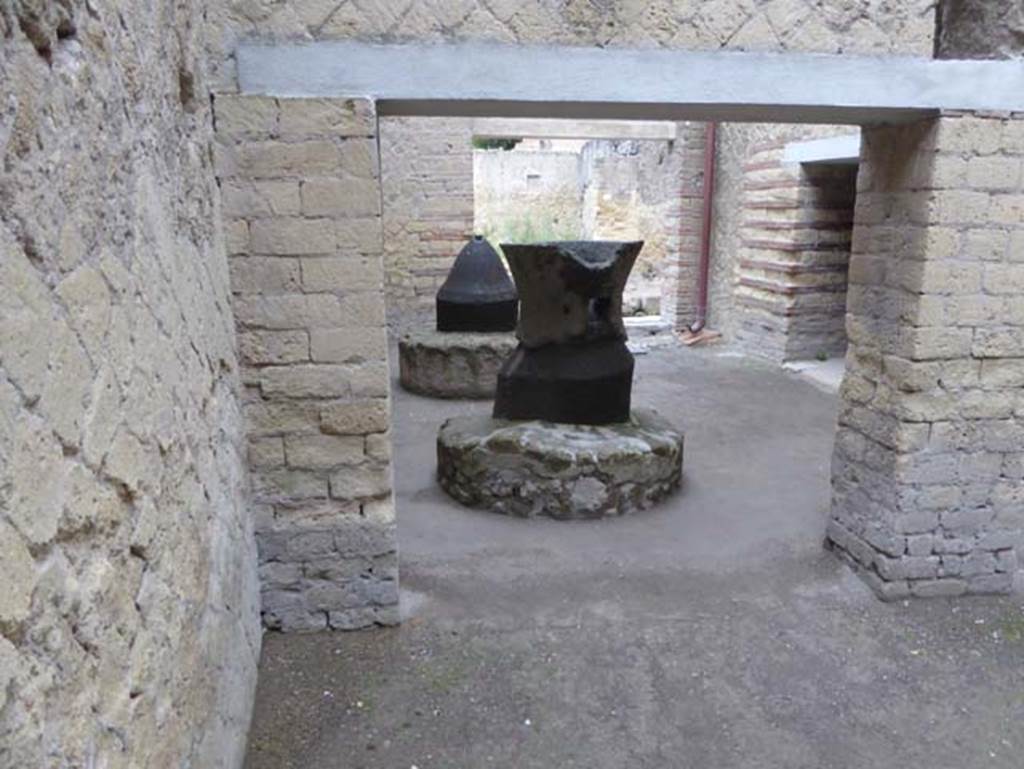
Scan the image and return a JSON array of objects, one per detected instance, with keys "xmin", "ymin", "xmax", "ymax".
[
  {"xmin": 1, "ymin": 1, "xmax": 259, "ymax": 767},
  {"xmin": 828, "ymin": 112, "xmax": 1024, "ymax": 599},
  {"xmin": 380, "ymin": 116, "xmax": 475, "ymax": 331},
  {"xmin": 213, "ymin": 94, "xmax": 399, "ymax": 632}
]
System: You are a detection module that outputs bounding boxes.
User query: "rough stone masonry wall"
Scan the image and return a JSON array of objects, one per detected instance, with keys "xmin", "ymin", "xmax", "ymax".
[
  {"xmin": 936, "ymin": 1, "xmax": 1024, "ymax": 60},
  {"xmin": 828, "ymin": 113, "xmax": 1024, "ymax": 598},
  {"xmin": 1, "ymin": 2, "xmax": 259, "ymax": 767},
  {"xmin": 213, "ymin": 95, "xmax": 399, "ymax": 631},
  {"xmin": 580, "ymin": 134, "xmax": 690, "ymax": 320},
  {"xmin": 380, "ymin": 117, "xmax": 474, "ymax": 331},
  {"xmin": 473, "ymin": 129, "xmax": 699, "ymax": 326},
  {"xmin": 732, "ymin": 140, "xmax": 857, "ymax": 362},
  {"xmin": 212, "ymin": 0, "xmax": 934, "ymax": 77},
  {"xmin": 475, "ymin": 147, "xmax": 584, "ymax": 244}
]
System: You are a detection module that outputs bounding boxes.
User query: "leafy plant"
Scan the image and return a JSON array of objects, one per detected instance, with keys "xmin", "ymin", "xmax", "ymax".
[{"xmin": 472, "ymin": 136, "xmax": 522, "ymax": 151}]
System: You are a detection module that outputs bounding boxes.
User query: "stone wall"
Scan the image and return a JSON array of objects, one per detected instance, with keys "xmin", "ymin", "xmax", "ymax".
[
  {"xmin": 936, "ymin": 1, "xmax": 1024, "ymax": 60},
  {"xmin": 212, "ymin": 0, "xmax": 935, "ymax": 75},
  {"xmin": 1, "ymin": 2, "xmax": 259, "ymax": 767},
  {"xmin": 380, "ymin": 116, "xmax": 474, "ymax": 330},
  {"xmin": 580, "ymin": 136, "xmax": 689, "ymax": 319},
  {"xmin": 732, "ymin": 140, "xmax": 858, "ymax": 362},
  {"xmin": 474, "ymin": 131, "xmax": 697, "ymax": 324},
  {"xmin": 475, "ymin": 146, "xmax": 584, "ymax": 244},
  {"xmin": 213, "ymin": 95, "xmax": 399, "ymax": 632},
  {"xmin": 828, "ymin": 113, "xmax": 1024, "ymax": 598},
  {"xmin": 708, "ymin": 124, "xmax": 860, "ymax": 342}
]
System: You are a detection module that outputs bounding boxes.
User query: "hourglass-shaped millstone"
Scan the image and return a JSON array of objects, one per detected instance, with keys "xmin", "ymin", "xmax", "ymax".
[
  {"xmin": 435, "ymin": 235, "xmax": 518, "ymax": 332},
  {"xmin": 493, "ymin": 241, "xmax": 643, "ymax": 425}
]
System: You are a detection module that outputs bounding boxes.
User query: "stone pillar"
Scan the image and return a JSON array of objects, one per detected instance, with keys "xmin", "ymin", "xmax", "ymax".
[
  {"xmin": 828, "ymin": 113, "xmax": 1024, "ymax": 598},
  {"xmin": 214, "ymin": 95, "xmax": 398, "ymax": 630}
]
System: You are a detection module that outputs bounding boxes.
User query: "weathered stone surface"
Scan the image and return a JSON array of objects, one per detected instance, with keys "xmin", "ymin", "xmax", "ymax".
[
  {"xmin": 399, "ymin": 330, "xmax": 517, "ymax": 399},
  {"xmin": 437, "ymin": 408, "xmax": 683, "ymax": 519},
  {"xmin": 213, "ymin": 0, "xmax": 936, "ymax": 61},
  {"xmin": 216, "ymin": 91, "xmax": 398, "ymax": 633},
  {"xmin": 935, "ymin": 1, "xmax": 1024, "ymax": 60},
  {"xmin": 1, "ymin": 4, "xmax": 260, "ymax": 767},
  {"xmin": 320, "ymin": 399, "xmax": 390, "ymax": 435},
  {"xmin": 829, "ymin": 114, "xmax": 1024, "ymax": 600}
]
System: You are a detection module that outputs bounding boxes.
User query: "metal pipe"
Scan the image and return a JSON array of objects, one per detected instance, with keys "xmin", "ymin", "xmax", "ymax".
[{"xmin": 689, "ymin": 121, "xmax": 717, "ymax": 334}]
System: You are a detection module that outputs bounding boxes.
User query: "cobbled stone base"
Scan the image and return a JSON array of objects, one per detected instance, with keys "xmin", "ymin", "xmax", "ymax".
[
  {"xmin": 437, "ymin": 408, "xmax": 683, "ymax": 519},
  {"xmin": 399, "ymin": 330, "xmax": 517, "ymax": 399}
]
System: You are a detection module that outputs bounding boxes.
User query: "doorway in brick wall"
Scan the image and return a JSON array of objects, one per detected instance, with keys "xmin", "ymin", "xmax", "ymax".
[
  {"xmin": 728, "ymin": 129, "xmax": 861, "ymax": 392},
  {"xmin": 377, "ymin": 115, "xmax": 706, "ymax": 336}
]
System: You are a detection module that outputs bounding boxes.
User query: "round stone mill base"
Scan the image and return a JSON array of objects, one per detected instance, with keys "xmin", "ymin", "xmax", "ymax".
[
  {"xmin": 398, "ymin": 330, "xmax": 517, "ymax": 399},
  {"xmin": 437, "ymin": 408, "xmax": 683, "ymax": 519}
]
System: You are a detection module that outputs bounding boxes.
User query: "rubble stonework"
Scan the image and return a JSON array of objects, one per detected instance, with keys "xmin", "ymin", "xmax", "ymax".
[
  {"xmin": 213, "ymin": 95, "xmax": 399, "ymax": 631},
  {"xmin": 828, "ymin": 113, "xmax": 1024, "ymax": 598},
  {"xmin": 0, "ymin": 2, "xmax": 259, "ymax": 767},
  {"xmin": 437, "ymin": 409, "xmax": 684, "ymax": 519}
]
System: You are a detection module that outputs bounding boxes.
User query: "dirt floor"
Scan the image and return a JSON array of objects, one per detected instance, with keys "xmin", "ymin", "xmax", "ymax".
[{"xmin": 245, "ymin": 345, "xmax": 1024, "ymax": 769}]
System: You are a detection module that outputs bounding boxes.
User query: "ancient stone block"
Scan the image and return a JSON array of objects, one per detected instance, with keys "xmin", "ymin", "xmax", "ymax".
[
  {"xmin": 300, "ymin": 256, "xmax": 384, "ymax": 293},
  {"xmin": 301, "ymin": 177, "xmax": 382, "ymax": 217},
  {"xmin": 320, "ymin": 399, "xmax": 390, "ymax": 436},
  {"xmin": 284, "ymin": 434, "xmax": 365, "ymax": 469},
  {"xmin": 221, "ymin": 180, "xmax": 301, "ymax": 217},
  {"xmin": 238, "ymin": 330, "xmax": 309, "ymax": 365},
  {"xmin": 329, "ymin": 463, "xmax": 391, "ymax": 499},
  {"xmin": 278, "ymin": 98, "xmax": 375, "ymax": 138},
  {"xmin": 240, "ymin": 141, "xmax": 343, "ymax": 178},
  {"xmin": 399, "ymin": 331, "xmax": 517, "ymax": 399},
  {"xmin": 249, "ymin": 217, "xmax": 336, "ymax": 255},
  {"xmin": 260, "ymin": 365, "xmax": 354, "ymax": 398},
  {"xmin": 310, "ymin": 327, "xmax": 387, "ymax": 363},
  {"xmin": 214, "ymin": 94, "xmax": 278, "ymax": 136},
  {"xmin": 229, "ymin": 257, "xmax": 303, "ymax": 295}
]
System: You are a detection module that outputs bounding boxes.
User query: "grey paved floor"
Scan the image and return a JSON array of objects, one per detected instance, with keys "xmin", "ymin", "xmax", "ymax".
[{"xmin": 245, "ymin": 345, "xmax": 1024, "ymax": 769}]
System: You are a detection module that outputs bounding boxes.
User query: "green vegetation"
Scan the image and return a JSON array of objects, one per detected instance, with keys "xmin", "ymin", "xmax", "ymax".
[
  {"xmin": 480, "ymin": 214, "xmax": 580, "ymax": 252},
  {"xmin": 471, "ymin": 136, "xmax": 522, "ymax": 151}
]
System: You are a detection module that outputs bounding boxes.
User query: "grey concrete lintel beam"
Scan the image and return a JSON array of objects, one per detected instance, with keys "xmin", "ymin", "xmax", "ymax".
[
  {"xmin": 472, "ymin": 118, "xmax": 677, "ymax": 141},
  {"xmin": 783, "ymin": 133, "xmax": 862, "ymax": 165},
  {"xmin": 238, "ymin": 41, "xmax": 1024, "ymax": 125}
]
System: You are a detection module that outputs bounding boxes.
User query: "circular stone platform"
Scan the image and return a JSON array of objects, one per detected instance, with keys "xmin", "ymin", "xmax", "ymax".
[
  {"xmin": 399, "ymin": 330, "xmax": 517, "ymax": 399},
  {"xmin": 437, "ymin": 408, "xmax": 683, "ymax": 519}
]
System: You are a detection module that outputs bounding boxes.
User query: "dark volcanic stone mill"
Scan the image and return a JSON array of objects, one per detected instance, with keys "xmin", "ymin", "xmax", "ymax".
[
  {"xmin": 436, "ymin": 235, "xmax": 518, "ymax": 332},
  {"xmin": 493, "ymin": 240, "xmax": 644, "ymax": 425}
]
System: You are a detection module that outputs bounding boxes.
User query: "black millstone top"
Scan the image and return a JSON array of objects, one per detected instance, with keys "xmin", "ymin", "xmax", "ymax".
[{"xmin": 436, "ymin": 235, "xmax": 518, "ymax": 332}]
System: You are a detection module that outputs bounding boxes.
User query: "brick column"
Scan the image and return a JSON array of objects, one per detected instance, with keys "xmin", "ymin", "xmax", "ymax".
[
  {"xmin": 668, "ymin": 121, "xmax": 706, "ymax": 330},
  {"xmin": 214, "ymin": 95, "xmax": 398, "ymax": 630},
  {"xmin": 828, "ymin": 113, "xmax": 1024, "ymax": 598},
  {"xmin": 732, "ymin": 139, "xmax": 857, "ymax": 362}
]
